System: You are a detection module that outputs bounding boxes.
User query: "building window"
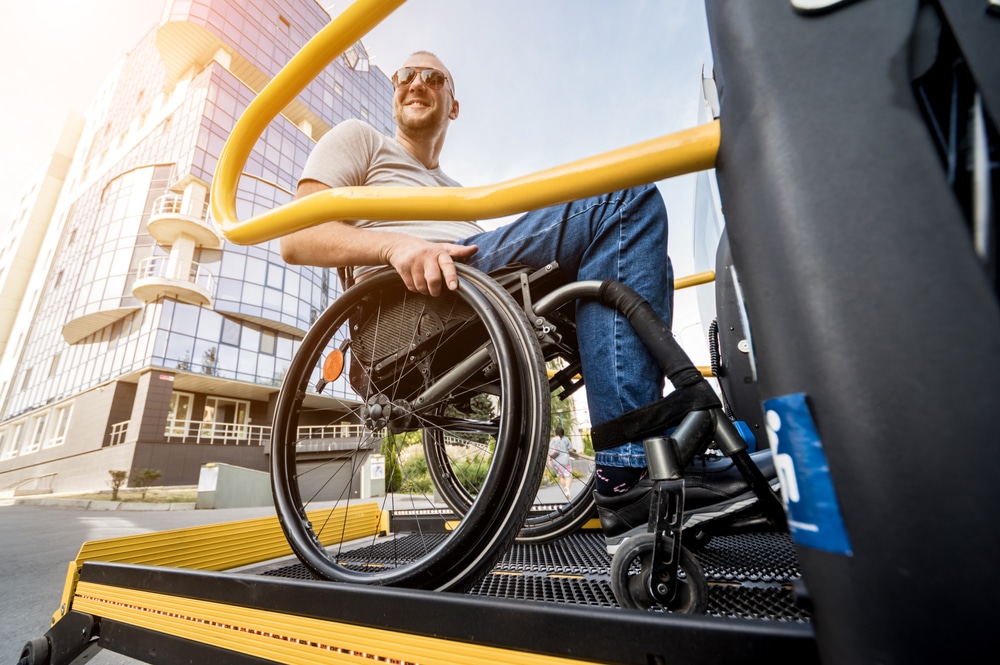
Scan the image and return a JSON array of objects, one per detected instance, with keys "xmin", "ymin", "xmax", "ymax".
[
  {"xmin": 342, "ymin": 42, "xmax": 369, "ymax": 72},
  {"xmin": 167, "ymin": 391, "xmax": 194, "ymax": 437},
  {"xmin": 260, "ymin": 329, "xmax": 276, "ymax": 355},
  {"xmin": 266, "ymin": 262, "xmax": 284, "ymax": 290},
  {"xmin": 46, "ymin": 405, "xmax": 73, "ymax": 448},
  {"xmin": 22, "ymin": 414, "xmax": 48, "ymax": 455},
  {"xmin": 3, "ymin": 423, "xmax": 29, "ymax": 458},
  {"xmin": 203, "ymin": 396, "xmax": 250, "ymax": 439},
  {"xmin": 48, "ymin": 354, "xmax": 60, "ymax": 378},
  {"xmin": 0, "ymin": 429, "xmax": 8, "ymax": 459},
  {"xmin": 221, "ymin": 317, "xmax": 241, "ymax": 346}
]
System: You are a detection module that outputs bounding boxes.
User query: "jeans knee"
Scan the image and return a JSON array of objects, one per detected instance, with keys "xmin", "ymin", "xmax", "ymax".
[{"xmin": 615, "ymin": 185, "xmax": 667, "ymax": 240}]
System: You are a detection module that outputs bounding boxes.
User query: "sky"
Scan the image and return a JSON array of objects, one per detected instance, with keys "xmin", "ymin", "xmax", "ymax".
[{"xmin": 0, "ymin": 0, "xmax": 716, "ymax": 354}]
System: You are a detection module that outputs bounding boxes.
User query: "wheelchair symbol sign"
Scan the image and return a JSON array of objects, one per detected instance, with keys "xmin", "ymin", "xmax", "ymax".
[{"xmin": 764, "ymin": 393, "xmax": 852, "ymax": 556}]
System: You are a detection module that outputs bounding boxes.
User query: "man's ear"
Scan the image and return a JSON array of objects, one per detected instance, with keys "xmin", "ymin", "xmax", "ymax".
[{"xmin": 449, "ymin": 98, "xmax": 460, "ymax": 120}]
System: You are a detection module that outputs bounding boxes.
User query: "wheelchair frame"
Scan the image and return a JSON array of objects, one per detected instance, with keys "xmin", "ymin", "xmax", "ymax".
[{"xmin": 268, "ymin": 257, "xmax": 784, "ymax": 609}]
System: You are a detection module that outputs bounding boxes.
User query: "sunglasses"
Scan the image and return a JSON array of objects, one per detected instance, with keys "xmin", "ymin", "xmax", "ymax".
[{"xmin": 392, "ymin": 67, "xmax": 452, "ymax": 92}]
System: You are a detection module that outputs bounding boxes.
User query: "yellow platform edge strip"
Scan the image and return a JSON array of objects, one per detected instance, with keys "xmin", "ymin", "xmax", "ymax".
[
  {"xmin": 54, "ymin": 503, "xmax": 383, "ymax": 625},
  {"xmin": 73, "ymin": 581, "xmax": 597, "ymax": 665}
]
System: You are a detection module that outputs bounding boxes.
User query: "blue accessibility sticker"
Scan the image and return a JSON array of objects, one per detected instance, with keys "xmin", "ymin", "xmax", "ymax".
[{"xmin": 764, "ymin": 393, "xmax": 852, "ymax": 555}]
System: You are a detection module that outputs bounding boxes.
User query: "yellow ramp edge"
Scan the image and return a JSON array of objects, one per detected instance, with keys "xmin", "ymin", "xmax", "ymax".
[
  {"xmin": 73, "ymin": 581, "xmax": 598, "ymax": 665},
  {"xmin": 54, "ymin": 503, "xmax": 383, "ymax": 625}
]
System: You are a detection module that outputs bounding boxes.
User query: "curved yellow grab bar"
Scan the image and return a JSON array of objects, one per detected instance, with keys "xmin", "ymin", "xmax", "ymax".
[
  {"xmin": 212, "ymin": 0, "xmax": 404, "ymax": 243},
  {"xmin": 211, "ymin": 0, "xmax": 720, "ymax": 246}
]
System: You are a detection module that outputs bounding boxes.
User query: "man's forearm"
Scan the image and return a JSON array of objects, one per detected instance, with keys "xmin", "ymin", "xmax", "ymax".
[{"xmin": 280, "ymin": 220, "xmax": 396, "ymax": 268}]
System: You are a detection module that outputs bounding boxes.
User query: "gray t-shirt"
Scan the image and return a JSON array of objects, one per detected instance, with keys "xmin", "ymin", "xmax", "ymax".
[{"xmin": 299, "ymin": 119, "xmax": 484, "ymax": 255}]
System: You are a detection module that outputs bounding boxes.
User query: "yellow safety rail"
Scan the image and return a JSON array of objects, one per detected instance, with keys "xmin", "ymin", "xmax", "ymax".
[{"xmin": 210, "ymin": 0, "xmax": 719, "ymax": 245}]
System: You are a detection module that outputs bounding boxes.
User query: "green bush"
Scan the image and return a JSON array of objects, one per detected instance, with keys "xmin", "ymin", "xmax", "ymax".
[
  {"xmin": 454, "ymin": 459, "xmax": 489, "ymax": 496},
  {"xmin": 129, "ymin": 468, "xmax": 162, "ymax": 500},
  {"xmin": 398, "ymin": 454, "xmax": 434, "ymax": 494},
  {"xmin": 382, "ymin": 431, "xmax": 426, "ymax": 493},
  {"xmin": 381, "ymin": 431, "xmax": 494, "ymax": 496},
  {"xmin": 108, "ymin": 470, "xmax": 128, "ymax": 501}
]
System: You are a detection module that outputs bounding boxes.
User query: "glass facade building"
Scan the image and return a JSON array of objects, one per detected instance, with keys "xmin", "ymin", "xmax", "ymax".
[{"xmin": 0, "ymin": 0, "xmax": 393, "ymax": 494}]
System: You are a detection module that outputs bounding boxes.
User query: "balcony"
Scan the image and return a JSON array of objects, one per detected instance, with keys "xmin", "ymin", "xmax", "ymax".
[
  {"xmin": 163, "ymin": 420, "xmax": 273, "ymax": 446},
  {"xmin": 147, "ymin": 194, "xmax": 222, "ymax": 248},
  {"xmin": 108, "ymin": 419, "xmax": 380, "ymax": 459},
  {"xmin": 106, "ymin": 420, "xmax": 371, "ymax": 449},
  {"xmin": 62, "ymin": 305, "xmax": 142, "ymax": 344},
  {"xmin": 293, "ymin": 424, "xmax": 380, "ymax": 454},
  {"xmin": 132, "ymin": 255, "xmax": 215, "ymax": 307}
]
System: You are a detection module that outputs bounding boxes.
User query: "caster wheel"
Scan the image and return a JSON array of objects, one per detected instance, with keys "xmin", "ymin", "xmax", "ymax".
[{"xmin": 610, "ymin": 533, "xmax": 708, "ymax": 613}]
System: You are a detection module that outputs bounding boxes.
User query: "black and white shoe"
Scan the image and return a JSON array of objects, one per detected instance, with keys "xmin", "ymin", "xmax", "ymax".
[{"xmin": 594, "ymin": 449, "xmax": 779, "ymax": 555}]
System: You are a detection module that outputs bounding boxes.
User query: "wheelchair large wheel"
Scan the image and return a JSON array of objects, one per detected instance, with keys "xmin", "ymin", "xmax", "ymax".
[
  {"xmin": 423, "ymin": 277, "xmax": 596, "ymax": 543},
  {"xmin": 271, "ymin": 267, "xmax": 548, "ymax": 591},
  {"xmin": 427, "ymin": 378, "xmax": 596, "ymax": 543}
]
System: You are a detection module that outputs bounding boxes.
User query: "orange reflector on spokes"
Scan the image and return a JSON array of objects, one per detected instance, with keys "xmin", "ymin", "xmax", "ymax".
[{"xmin": 323, "ymin": 350, "xmax": 345, "ymax": 382}]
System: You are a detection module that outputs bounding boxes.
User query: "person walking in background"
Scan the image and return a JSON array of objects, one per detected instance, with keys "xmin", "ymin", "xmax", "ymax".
[{"xmin": 548, "ymin": 426, "xmax": 574, "ymax": 499}]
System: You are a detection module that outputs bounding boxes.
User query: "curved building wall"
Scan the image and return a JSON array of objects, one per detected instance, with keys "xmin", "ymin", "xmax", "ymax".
[{"xmin": 0, "ymin": 0, "xmax": 392, "ymax": 451}]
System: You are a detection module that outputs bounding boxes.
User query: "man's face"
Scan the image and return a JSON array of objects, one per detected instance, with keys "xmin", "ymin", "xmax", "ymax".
[{"xmin": 392, "ymin": 53, "xmax": 458, "ymax": 137}]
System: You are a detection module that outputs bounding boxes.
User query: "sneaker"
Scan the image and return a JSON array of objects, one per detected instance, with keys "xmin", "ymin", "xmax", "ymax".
[
  {"xmin": 594, "ymin": 449, "xmax": 778, "ymax": 554},
  {"xmin": 593, "ymin": 479, "xmax": 655, "ymax": 555},
  {"xmin": 681, "ymin": 449, "xmax": 778, "ymax": 527}
]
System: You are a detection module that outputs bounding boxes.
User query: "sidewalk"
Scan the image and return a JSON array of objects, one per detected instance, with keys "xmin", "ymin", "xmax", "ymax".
[
  {"xmin": 0, "ymin": 495, "xmax": 197, "ymax": 511},
  {"xmin": 0, "ymin": 486, "xmax": 199, "ymax": 511}
]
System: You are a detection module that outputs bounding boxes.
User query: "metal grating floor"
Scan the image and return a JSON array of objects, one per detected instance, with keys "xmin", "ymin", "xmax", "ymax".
[{"xmin": 262, "ymin": 530, "xmax": 810, "ymax": 622}]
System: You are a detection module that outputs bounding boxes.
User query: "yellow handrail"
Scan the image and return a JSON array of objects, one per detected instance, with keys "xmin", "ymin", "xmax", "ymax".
[{"xmin": 210, "ymin": 0, "xmax": 720, "ymax": 246}]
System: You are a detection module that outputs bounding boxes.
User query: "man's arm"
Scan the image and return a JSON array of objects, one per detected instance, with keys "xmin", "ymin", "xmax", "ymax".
[{"xmin": 280, "ymin": 179, "xmax": 478, "ymax": 296}]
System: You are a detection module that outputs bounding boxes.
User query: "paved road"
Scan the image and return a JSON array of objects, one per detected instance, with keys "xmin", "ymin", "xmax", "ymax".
[
  {"xmin": 2, "ymin": 486, "xmax": 574, "ymax": 663},
  {"xmin": 0, "ymin": 502, "xmax": 277, "ymax": 665}
]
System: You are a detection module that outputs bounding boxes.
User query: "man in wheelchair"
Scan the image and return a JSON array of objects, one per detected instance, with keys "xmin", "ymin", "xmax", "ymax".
[{"xmin": 281, "ymin": 50, "xmax": 769, "ymax": 554}]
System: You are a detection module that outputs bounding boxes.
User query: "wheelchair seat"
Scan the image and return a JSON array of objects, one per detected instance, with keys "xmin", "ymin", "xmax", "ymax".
[{"xmin": 347, "ymin": 263, "xmax": 572, "ymax": 403}]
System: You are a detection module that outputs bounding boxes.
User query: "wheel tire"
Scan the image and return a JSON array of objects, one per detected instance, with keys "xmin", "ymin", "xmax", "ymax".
[
  {"xmin": 610, "ymin": 532, "xmax": 708, "ymax": 613},
  {"xmin": 271, "ymin": 266, "xmax": 546, "ymax": 590}
]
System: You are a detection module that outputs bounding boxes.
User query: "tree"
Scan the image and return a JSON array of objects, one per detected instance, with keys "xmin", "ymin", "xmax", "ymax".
[
  {"xmin": 108, "ymin": 470, "xmax": 128, "ymax": 501},
  {"xmin": 382, "ymin": 430, "xmax": 421, "ymax": 493},
  {"xmin": 202, "ymin": 347, "xmax": 218, "ymax": 375},
  {"xmin": 129, "ymin": 468, "xmax": 162, "ymax": 500}
]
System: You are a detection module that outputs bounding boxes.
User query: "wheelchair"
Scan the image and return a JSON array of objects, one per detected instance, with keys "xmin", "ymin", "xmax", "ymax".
[{"xmin": 270, "ymin": 259, "xmax": 785, "ymax": 610}]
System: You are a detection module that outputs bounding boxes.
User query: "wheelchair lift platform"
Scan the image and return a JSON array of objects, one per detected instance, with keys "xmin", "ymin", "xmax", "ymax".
[{"xmin": 32, "ymin": 502, "xmax": 819, "ymax": 665}]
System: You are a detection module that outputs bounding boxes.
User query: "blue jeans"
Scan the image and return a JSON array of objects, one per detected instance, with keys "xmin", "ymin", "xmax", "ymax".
[{"xmin": 457, "ymin": 184, "xmax": 673, "ymax": 468}]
